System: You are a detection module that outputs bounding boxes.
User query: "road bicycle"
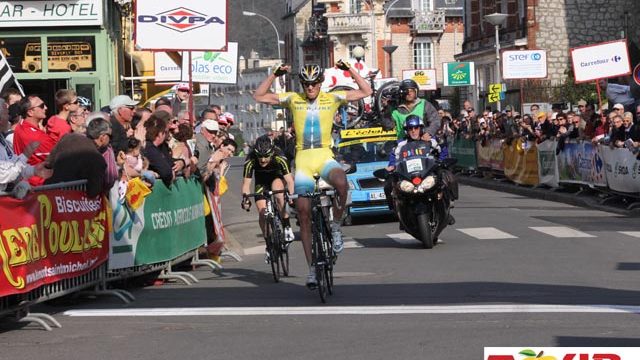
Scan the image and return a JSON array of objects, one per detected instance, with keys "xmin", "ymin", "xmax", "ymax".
[
  {"xmin": 245, "ymin": 189, "xmax": 290, "ymax": 282},
  {"xmin": 291, "ymin": 176, "xmax": 337, "ymax": 303},
  {"xmin": 330, "ymin": 70, "xmax": 400, "ymax": 129}
]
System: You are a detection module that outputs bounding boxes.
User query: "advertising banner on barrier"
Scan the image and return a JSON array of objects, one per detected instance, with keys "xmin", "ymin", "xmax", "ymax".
[
  {"xmin": 449, "ymin": 137, "xmax": 477, "ymax": 170},
  {"xmin": 476, "ymin": 139, "xmax": 505, "ymax": 171},
  {"xmin": 600, "ymin": 146, "xmax": 640, "ymax": 193},
  {"xmin": 557, "ymin": 141, "xmax": 606, "ymax": 187},
  {"xmin": 0, "ymin": 190, "xmax": 108, "ymax": 296},
  {"xmin": 109, "ymin": 178, "xmax": 206, "ymax": 270},
  {"xmin": 536, "ymin": 140, "xmax": 559, "ymax": 188},
  {"xmin": 503, "ymin": 139, "xmax": 540, "ymax": 186}
]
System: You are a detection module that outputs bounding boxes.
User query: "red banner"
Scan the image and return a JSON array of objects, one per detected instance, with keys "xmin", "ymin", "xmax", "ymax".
[{"xmin": 0, "ymin": 189, "xmax": 109, "ymax": 296}]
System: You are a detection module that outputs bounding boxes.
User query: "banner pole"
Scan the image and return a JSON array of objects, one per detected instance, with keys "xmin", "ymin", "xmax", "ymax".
[
  {"xmin": 188, "ymin": 51, "xmax": 194, "ymax": 126},
  {"xmin": 595, "ymin": 80, "xmax": 605, "ymax": 122}
]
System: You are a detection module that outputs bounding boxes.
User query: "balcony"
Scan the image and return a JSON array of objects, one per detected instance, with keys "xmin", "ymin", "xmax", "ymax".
[
  {"xmin": 411, "ymin": 9, "xmax": 445, "ymax": 34},
  {"xmin": 324, "ymin": 13, "xmax": 372, "ymax": 35}
]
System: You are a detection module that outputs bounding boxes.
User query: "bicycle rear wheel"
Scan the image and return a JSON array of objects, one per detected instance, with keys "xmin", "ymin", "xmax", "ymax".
[{"xmin": 375, "ymin": 80, "xmax": 400, "ymax": 119}]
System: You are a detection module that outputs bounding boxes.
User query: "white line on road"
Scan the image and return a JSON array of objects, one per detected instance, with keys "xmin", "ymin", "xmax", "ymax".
[
  {"xmin": 63, "ymin": 304, "xmax": 640, "ymax": 317},
  {"xmin": 386, "ymin": 232, "xmax": 419, "ymax": 245},
  {"xmin": 457, "ymin": 227, "xmax": 518, "ymax": 239},
  {"xmin": 530, "ymin": 226, "xmax": 595, "ymax": 238},
  {"xmin": 619, "ymin": 231, "xmax": 640, "ymax": 238}
]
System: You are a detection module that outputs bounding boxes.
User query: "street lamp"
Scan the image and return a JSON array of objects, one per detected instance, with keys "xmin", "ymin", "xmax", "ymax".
[
  {"xmin": 382, "ymin": 45, "xmax": 398, "ymax": 78},
  {"xmin": 243, "ymin": 11, "xmax": 284, "ymax": 60},
  {"xmin": 383, "ymin": 0, "xmax": 402, "ymax": 78},
  {"xmin": 484, "ymin": 12, "xmax": 508, "ymax": 111}
]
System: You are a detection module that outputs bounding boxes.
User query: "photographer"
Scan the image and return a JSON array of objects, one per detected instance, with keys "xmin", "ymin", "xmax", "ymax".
[{"xmin": 382, "ymin": 79, "xmax": 440, "ymax": 141}]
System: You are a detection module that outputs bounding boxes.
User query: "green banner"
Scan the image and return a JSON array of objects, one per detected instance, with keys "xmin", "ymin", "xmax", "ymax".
[
  {"xmin": 444, "ymin": 62, "xmax": 474, "ymax": 86},
  {"xmin": 109, "ymin": 177, "xmax": 206, "ymax": 269},
  {"xmin": 449, "ymin": 137, "xmax": 477, "ymax": 169}
]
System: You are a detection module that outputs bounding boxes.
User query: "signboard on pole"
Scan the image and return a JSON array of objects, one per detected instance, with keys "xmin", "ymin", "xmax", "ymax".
[
  {"xmin": 502, "ymin": 50, "xmax": 547, "ymax": 79},
  {"xmin": 442, "ymin": 62, "xmax": 475, "ymax": 86},
  {"xmin": 181, "ymin": 42, "xmax": 238, "ymax": 84},
  {"xmin": 135, "ymin": 0, "xmax": 228, "ymax": 51},
  {"xmin": 402, "ymin": 69, "xmax": 437, "ymax": 90},
  {"xmin": 154, "ymin": 52, "xmax": 182, "ymax": 82},
  {"xmin": 570, "ymin": 39, "xmax": 631, "ymax": 83}
]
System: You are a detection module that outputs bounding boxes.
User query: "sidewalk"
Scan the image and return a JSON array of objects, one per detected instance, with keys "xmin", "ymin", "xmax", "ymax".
[{"xmin": 456, "ymin": 173, "xmax": 640, "ymax": 217}]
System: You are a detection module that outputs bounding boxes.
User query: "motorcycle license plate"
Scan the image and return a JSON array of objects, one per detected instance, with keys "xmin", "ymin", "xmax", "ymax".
[
  {"xmin": 369, "ymin": 191, "xmax": 386, "ymax": 200},
  {"xmin": 406, "ymin": 158, "xmax": 423, "ymax": 173}
]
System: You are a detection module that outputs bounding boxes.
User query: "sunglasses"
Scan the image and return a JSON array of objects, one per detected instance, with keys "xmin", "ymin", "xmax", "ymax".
[
  {"xmin": 70, "ymin": 99, "xmax": 79, "ymax": 105},
  {"xmin": 301, "ymin": 81, "xmax": 321, "ymax": 88},
  {"xmin": 407, "ymin": 125, "xmax": 421, "ymax": 130},
  {"xmin": 30, "ymin": 103, "xmax": 46, "ymax": 110}
]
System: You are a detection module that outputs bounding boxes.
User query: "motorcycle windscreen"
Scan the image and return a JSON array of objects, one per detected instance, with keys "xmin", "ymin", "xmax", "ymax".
[{"xmin": 396, "ymin": 141, "xmax": 436, "ymax": 177}]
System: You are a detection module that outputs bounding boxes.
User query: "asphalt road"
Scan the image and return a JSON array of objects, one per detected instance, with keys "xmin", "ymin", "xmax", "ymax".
[{"xmin": 3, "ymin": 157, "xmax": 640, "ymax": 359}]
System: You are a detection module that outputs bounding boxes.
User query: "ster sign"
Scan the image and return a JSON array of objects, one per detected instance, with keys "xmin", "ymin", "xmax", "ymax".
[{"xmin": 502, "ymin": 50, "xmax": 547, "ymax": 79}]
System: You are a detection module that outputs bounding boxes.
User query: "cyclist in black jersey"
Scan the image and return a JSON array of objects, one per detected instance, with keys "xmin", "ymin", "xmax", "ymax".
[{"xmin": 242, "ymin": 136, "xmax": 296, "ymax": 248}]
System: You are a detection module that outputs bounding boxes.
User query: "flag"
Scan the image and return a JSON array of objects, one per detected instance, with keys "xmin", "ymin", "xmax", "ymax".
[{"xmin": 0, "ymin": 51, "xmax": 24, "ymax": 96}]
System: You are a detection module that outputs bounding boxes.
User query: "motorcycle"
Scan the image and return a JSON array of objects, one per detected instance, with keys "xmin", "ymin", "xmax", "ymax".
[{"xmin": 374, "ymin": 140, "xmax": 456, "ymax": 249}]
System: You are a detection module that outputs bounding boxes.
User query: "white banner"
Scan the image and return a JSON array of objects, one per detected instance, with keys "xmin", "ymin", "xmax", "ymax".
[
  {"xmin": 0, "ymin": 0, "xmax": 103, "ymax": 27},
  {"xmin": 571, "ymin": 39, "xmax": 631, "ymax": 83},
  {"xmin": 402, "ymin": 69, "xmax": 437, "ymax": 90},
  {"xmin": 154, "ymin": 52, "xmax": 182, "ymax": 82},
  {"xmin": 181, "ymin": 43, "xmax": 238, "ymax": 84},
  {"xmin": 321, "ymin": 60, "xmax": 378, "ymax": 90},
  {"xmin": 485, "ymin": 347, "xmax": 640, "ymax": 360},
  {"xmin": 135, "ymin": 0, "xmax": 228, "ymax": 51},
  {"xmin": 502, "ymin": 50, "xmax": 547, "ymax": 79},
  {"xmin": 600, "ymin": 145, "xmax": 640, "ymax": 193}
]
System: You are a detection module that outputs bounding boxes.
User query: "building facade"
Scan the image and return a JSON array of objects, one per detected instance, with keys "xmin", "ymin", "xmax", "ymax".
[
  {"xmin": 0, "ymin": 0, "xmax": 128, "ymax": 110},
  {"xmin": 457, "ymin": 0, "xmax": 640, "ymax": 111}
]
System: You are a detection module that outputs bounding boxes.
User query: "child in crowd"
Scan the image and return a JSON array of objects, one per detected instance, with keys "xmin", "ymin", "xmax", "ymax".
[{"xmin": 122, "ymin": 136, "xmax": 156, "ymax": 186}]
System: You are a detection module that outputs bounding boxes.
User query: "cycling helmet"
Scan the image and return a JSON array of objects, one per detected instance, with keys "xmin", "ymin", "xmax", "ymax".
[
  {"xmin": 77, "ymin": 96, "xmax": 92, "ymax": 111},
  {"xmin": 299, "ymin": 64, "xmax": 324, "ymax": 83},
  {"xmin": 403, "ymin": 115, "xmax": 424, "ymax": 136},
  {"xmin": 399, "ymin": 79, "xmax": 419, "ymax": 92},
  {"xmin": 253, "ymin": 135, "xmax": 275, "ymax": 158}
]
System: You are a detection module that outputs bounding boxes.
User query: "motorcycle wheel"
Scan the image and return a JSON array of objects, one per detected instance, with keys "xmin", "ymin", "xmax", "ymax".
[{"xmin": 417, "ymin": 213, "xmax": 434, "ymax": 249}]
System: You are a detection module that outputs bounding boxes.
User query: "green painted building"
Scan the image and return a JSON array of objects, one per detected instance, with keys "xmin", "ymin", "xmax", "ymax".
[{"xmin": 0, "ymin": 0, "xmax": 126, "ymax": 110}]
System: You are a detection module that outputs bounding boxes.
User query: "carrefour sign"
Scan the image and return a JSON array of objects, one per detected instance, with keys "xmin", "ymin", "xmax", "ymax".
[
  {"xmin": 135, "ymin": 0, "xmax": 228, "ymax": 51},
  {"xmin": 571, "ymin": 39, "xmax": 631, "ymax": 83},
  {"xmin": 502, "ymin": 50, "xmax": 547, "ymax": 79}
]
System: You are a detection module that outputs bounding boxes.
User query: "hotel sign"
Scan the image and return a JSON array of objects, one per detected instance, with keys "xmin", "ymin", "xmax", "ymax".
[{"xmin": 0, "ymin": 1, "xmax": 103, "ymax": 27}]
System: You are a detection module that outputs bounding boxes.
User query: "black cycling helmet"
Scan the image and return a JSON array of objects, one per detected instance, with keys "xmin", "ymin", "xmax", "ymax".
[
  {"xmin": 299, "ymin": 64, "xmax": 324, "ymax": 84},
  {"xmin": 403, "ymin": 115, "xmax": 424, "ymax": 137},
  {"xmin": 253, "ymin": 135, "xmax": 274, "ymax": 158},
  {"xmin": 399, "ymin": 79, "xmax": 419, "ymax": 93}
]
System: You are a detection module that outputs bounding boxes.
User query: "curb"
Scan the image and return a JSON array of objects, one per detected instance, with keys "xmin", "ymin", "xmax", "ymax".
[{"xmin": 457, "ymin": 174, "xmax": 640, "ymax": 217}]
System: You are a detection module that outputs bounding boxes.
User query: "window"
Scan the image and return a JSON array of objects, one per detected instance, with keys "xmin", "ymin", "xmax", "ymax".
[
  {"xmin": 413, "ymin": 40, "xmax": 433, "ymax": 69},
  {"xmin": 0, "ymin": 37, "xmax": 42, "ymax": 73},
  {"xmin": 416, "ymin": 0, "xmax": 433, "ymax": 12},
  {"xmin": 348, "ymin": 44, "xmax": 365, "ymax": 61},
  {"xmin": 349, "ymin": 0, "xmax": 362, "ymax": 14},
  {"xmin": 46, "ymin": 36, "xmax": 96, "ymax": 72}
]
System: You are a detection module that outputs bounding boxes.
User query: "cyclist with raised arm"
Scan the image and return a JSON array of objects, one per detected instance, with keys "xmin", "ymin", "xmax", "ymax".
[
  {"xmin": 241, "ymin": 135, "xmax": 295, "ymax": 262},
  {"xmin": 253, "ymin": 61, "xmax": 372, "ymax": 288}
]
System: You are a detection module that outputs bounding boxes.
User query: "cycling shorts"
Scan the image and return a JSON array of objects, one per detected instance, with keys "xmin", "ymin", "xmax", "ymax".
[{"xmin": 294, "ymin": 148, "xmax": 341, "ymax": 194}]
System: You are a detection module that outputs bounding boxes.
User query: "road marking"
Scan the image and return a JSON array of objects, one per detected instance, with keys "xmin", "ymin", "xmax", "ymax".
[
  {"xmin": 530, "ymin": 226, "xmax": 595, "ymax": 238},
  {"xmin": 64, "ymin": 304, "xmax": 640, "ymax": 317},
  {"xmin": 457, "ymin": 227, "xmax": 517, "ymax": 239},
  {"xmin": 243, "ymin": 246, "xmax": 264, "ymax": 255},
  {"xmin": 343, "ymin": 240, "xmax": 364, "ymax": 249},
  {"xmin": 619, "ymin": 231, "xmax": 640, "ymax": 238},
  {"xmin": 386, "ymin": 232, "xmax": 419, "ymax": 245}
]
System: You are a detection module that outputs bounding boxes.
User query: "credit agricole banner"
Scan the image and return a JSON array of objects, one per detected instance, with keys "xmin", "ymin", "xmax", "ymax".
[
  {"xmin": 0, "ymin": 190, "xmax": 109, "ymax": 296},
  {"xmin": 109, "ymin": 178, "xmax": 206, "ymax": 270}
]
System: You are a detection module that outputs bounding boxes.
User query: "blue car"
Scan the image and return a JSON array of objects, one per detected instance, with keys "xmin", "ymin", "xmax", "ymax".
[{"xmin": 337, "ymin": 135, "xmax": 396, "ymax": 225}]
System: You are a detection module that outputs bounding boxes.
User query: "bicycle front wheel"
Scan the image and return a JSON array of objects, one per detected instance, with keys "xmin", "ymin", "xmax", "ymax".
[
  {"xmin": 312, "ymin": 208, "xmax": 328, "ymax": 303},
  {"xmin": 266, "ymin": 217, "xmax": 281, "ymax": 282}
]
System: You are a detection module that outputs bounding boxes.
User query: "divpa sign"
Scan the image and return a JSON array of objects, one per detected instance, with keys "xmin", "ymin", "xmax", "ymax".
[
  {"xmin": 137, "ymin": 7, "xmax": 224, "ymax": 33},
  {"xmin": 135, "ymin": 0, "xmax": 228, "ymax": 51}
]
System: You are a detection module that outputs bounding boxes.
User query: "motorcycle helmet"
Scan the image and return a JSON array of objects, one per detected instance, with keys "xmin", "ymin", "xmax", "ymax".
[
  {"xmin": 299, "ymin": 64, "xmax": 324, "ymax": 84},
  {"xmin": 253, "ymin": 135, "xmax": 275, "ymax": 158},
  {"xmin": 399, "ymin": 79, "xmax": 419, "ymax": 93},
  {"xmin": 403, "ymin": 115, "xmax": 424, "ymax": 137}
]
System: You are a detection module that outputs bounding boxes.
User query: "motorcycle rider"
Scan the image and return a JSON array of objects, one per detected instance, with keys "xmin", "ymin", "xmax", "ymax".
[
  {"xmin": 382, "ymin": 79, "xmax": 458, "ymax": 217},
  {"xmin": 383, "ymin": 115, "xmax": 456, "ymax": 225}
]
